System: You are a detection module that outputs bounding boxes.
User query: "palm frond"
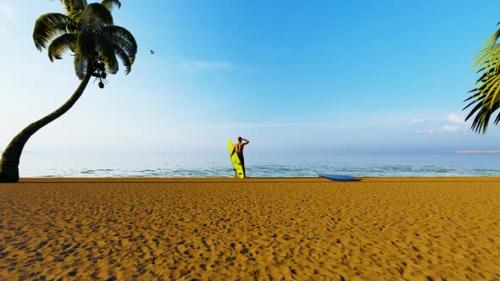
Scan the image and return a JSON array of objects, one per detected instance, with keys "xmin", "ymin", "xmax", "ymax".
[
  {"xmin": 473, "ymin": 30, "xmax": 500, "ymax": 71},
  {"xmin": 101, "ymin": 0, "xmax": 121, "ymax": 11},
  {"xmin": 48, "ymin": 33, "xmax": 77, "ymax": 61},
  {"xmin": 103, "ymin": 25, "xmax": 137, "ymax": 58},
  {"xmin": 485, "ymin": 75, "xmax": 500, "ymax": 108},
  {"xmin": 465, "ymin": 25, "xmax": 500, "ymax": 134},
  {"xmin": 96, "ymin": 41, "xmax": 119, "ymax": 74},
  {"xmin": 113, "ymin": 46, "xmax": 132, "ymax": 74},
  {"xmin": 61, "ymin": 0, "xmax": 87, "ymax": 18},
  {"xmin": 80, "ymin": 3, "xmax": 113, "ymax": 27},
  {"xmin": 495, "ymin": 111, "xmax": 500, "ymax": 124},
  {"xmin": 33, "ymin": 13, "xmax": 75, "ymax": 50},
  {"xmin": 469, "ymin": 102, "xmax": 499, "ymax": 134},
  {"xmin": 35, "ymin": 0, "xmax": 137, "ymax": 80},
  {"xmin": 465, "ymin": 99, "xmax": 486, "ymax": 121}
]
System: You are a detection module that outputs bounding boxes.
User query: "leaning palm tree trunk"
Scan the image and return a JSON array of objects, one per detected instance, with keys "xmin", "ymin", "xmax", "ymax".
[{"xmin": 0, "ymin": 70, "xmax": 93, "ymax": 182}]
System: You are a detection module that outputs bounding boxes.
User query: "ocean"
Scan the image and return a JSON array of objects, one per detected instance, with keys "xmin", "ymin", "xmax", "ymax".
[{"xmin": 18, "ymin": 150, "xmax": 500, "ymax": 177}]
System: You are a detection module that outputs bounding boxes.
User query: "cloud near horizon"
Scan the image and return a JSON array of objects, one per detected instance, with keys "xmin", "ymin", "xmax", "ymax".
[
  {"xmin": 201, "ymin": 122, "xmax": 346, "ymax": 130},
  {"xmin": 415, "ymin": 113, "xmax": 467, "ymax": 134},
  {"xmin": 447, "ymin": 113, "xmax": 465, "ymax": 124}
]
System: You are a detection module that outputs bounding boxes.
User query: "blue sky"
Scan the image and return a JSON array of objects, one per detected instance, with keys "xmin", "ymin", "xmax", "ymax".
[{"xmin": 1, "ymin": 0, "xmax": 500, "ymax": 156}]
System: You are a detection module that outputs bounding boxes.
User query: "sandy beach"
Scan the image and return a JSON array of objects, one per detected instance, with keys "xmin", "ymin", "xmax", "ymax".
[{"xmin": 1, "ymin": 177, "xmax": 499, "ymax": 280}]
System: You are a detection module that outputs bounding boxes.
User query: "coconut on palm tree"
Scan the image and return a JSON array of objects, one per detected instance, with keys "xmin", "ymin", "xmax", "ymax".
[
  {"xmin": 464, "ymin": 23, "xmax": 500, "ymax": 133},
  {"xmin": 0, "ymin": 0, "xmax": 137, "ymax": 182}
]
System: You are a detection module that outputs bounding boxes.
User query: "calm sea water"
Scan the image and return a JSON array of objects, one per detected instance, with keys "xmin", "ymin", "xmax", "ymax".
[{"xmin": 18, "ymin": 151, "xmax": 500, "ymax": 177}]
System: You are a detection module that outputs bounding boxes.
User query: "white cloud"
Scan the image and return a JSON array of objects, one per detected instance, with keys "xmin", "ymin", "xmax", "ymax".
[
  {"xmin": 416, "ymin": 124, "xmax": 464, "ymax": 135},
  {"xmin": 1, "ymin": 3, "xmax": 14, "ymax": 21},
  {"xmin": 410, "ymin": 118, "xmax": 426, "ymax": 123},
  {"xmin": 439, "ymin": 124, "xmax": 462, "ymax": 133},
  {"xmin": 181, "ymin": 60, "xmax": 234, "ymax": 73},
  {"xmin": 447, "ymin": 113, "xmax": 464, "ymax": 124},
  {"xmin": 414, "ymin": 112, "xmax": 468, "ymax": 134},
  {"xmin": 416, "ymin": 129, "xmax": 435, "ymax": 135},
  {"xmin": 0, "ymin": 2, "xmax": 15, "ymax": 32}
]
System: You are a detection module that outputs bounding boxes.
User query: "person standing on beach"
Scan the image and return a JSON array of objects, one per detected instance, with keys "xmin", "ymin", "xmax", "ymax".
[{"xmin": 232, "ymin": 136, "xmax": 250, "ymax": 176}]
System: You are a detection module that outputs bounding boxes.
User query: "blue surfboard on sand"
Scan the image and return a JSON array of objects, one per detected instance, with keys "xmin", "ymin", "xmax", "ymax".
[{"xmin": 319, "ymin": 174, "xmax": 360, "ymax": 182}]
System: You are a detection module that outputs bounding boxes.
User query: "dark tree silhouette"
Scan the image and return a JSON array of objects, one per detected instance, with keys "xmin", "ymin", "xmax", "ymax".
[{"xmin": 0, "ymin": 0, "xmax": 137, "ymax": 182}]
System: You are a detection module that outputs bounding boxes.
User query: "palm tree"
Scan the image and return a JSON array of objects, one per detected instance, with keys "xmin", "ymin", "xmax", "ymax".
[
  {"xmin": 0, "ymin": 0, "xmax": 137, "ymax": 182},
  {"xmin": 464, "ymin": 23, "xmax": 500, "ymax": 133}
]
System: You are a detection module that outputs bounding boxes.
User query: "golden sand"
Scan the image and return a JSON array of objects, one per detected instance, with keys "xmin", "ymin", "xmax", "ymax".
[{"xmin": 1, "ymin": 177, "xmax": 499, "ymax": 280}]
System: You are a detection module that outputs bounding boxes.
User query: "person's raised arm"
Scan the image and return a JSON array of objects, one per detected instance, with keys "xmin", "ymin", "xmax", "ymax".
[{"xmin": 242, "ymin": 138, "xmax": 250, "ymax": 145}]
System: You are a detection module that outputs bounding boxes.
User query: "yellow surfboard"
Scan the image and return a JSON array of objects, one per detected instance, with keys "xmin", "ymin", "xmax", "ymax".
[{"xmin": 227, "ymin": 140, "xmax": 245, "ymax": 179}]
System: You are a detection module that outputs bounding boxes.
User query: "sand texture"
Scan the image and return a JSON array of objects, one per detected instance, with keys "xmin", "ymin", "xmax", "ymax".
[{"xmin": 1, "ymin": 177, "xmax": 500, "ymax": 280}]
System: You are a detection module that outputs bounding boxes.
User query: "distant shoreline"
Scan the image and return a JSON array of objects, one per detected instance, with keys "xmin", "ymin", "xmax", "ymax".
[
  {"xmin": 3, "ymin": 176, "xmax": 500, "ymax": 184},
  {"xmin": 454, "ymin": 150, "xmax": 500, "ymax": 154}
]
